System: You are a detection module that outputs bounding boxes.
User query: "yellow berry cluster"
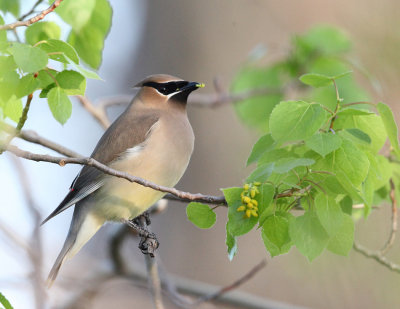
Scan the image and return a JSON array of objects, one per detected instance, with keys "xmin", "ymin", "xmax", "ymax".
[{"xmin": 237, "ymin": 182, "xmax": 261, "ymax": 218}]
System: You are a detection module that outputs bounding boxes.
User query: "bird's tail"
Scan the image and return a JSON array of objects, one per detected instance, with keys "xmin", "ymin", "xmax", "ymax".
[{"xmin": 46, "ymin": 205, "xmax": 103, "ymax": 288}]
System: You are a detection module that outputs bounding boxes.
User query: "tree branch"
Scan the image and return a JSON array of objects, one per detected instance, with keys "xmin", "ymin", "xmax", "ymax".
[
  {"xmin": 139, "ymin": 217, "xmax": 165, "ymax": 309},
  {"xmin": 19, "ymin": 0, "xmax": 45, "ymax": 21},
  {"xmin": 5, "ymin": 145, "xmax": 228, "ymax": 205},
  {"xmin": 353, "ymin": 242, "xmax": 400, "ymax": 273},
  {"xmin": 0, "ymin": 0, "xmax": 63, "ymax": 31},
  {"xmin": 381, "ymin": 179, "xmax": 398, "ymax": 255},
  {"xmin": 76, "ymin": 95, "xmax": 111, "ymax": 129},
  {"xmin": 192, "ymin": 259, "xmax": 267, "ymax": 306}
]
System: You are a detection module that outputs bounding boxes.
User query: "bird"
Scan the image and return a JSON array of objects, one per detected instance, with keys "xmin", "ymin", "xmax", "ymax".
[{"xmin": 42, "ymin": 74, "xmax": 203, "ymax": 286}]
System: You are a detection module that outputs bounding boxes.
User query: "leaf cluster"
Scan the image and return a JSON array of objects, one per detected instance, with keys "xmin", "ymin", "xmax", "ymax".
[
  {"xmin": 187, "ymin": 26, "xmax": 400, "ymax": 262},
  {"xmin": 0, "ymin": 0, "xmax": 112, "ymax": 125}
]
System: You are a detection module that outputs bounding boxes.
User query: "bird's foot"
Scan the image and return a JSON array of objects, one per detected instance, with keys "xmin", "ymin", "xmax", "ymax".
[
  {"xmin": 138, "ymin": 232, "xmax": 159, "ymax": 257},
  {"xmin": 132, "ymin": 211, "xmax": 151, "ymax": 226},
  {"xmin": 123, "ymin": 216, "xmax": 159, "ymax": 258}
]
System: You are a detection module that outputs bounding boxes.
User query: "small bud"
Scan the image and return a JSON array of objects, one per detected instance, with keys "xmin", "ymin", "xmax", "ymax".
[
  {"xmin": 244, "ymin": 184, "xmax": 250, "ymax": 191},
  {"xmin": 253, "ymin": 181, "xmax": 261, "ymax": 186},
  {"xmin": 237, "ymin": 205, "xmax": 246, "ymax": 212},
  {"xmin": 250, "ymin": 189, "xmax": 256, "ymax": 198},
  {"xmin": 251, "ymin": 210, "xmax": 258, "ymax": 217},
  {"xmin": 245, "ymin": 209, "xmax": 251, "ymax": 218},
  {"xmin": 252, "ymin": 200, "xmax": 258, "ymax": 206},
  {"xmin": 247, "ymin": 202, "xmax": 253, "ymax": 208},
  {"xmin": 243, "ymin": 196, "xmax": 251, "ymax": 203}
]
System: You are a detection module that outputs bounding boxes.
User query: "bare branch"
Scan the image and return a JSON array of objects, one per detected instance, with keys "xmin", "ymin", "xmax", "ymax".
[
  {"xmin": 75, "ymin": 95, "xmax": 111, "ymax": 129},
  {"xmin": 5, "ymin": 145, "xmax": 228, "ymax": 205},
  {"xmin": 381, "ymin": 179, "xmax": 398, "ymax": 255},
  {"xmin": 353, "ymin": 242, "xmax": 400, "ymax": 273},
  {"xmin": 0, "ymin": 94, "xmax": 34, "ymax": 155},
  {"xmin": 0, "ymin": 0, "xmax": 63, "ymax": 31},
  {"xmin": 193, "ymin": 259, "xmax": 267, "ymax": 305},
  {"xmin": 139, "ymin": 217, "xmax": 164, "ymax": 309},
  {"xmin": 19, "ymin": 0, "xmax": 46, "ymax": 21}
]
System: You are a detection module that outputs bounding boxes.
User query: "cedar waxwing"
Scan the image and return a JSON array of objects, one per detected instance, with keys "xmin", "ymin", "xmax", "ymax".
[{"xmin": 43, "ymin": 74, "xmax": 203, "ymax": 285}]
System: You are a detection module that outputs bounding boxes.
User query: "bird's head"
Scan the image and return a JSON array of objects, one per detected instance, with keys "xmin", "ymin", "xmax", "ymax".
[{"xmin": 134, "ymin": 74, "xmax": 204, "ymax": 108}]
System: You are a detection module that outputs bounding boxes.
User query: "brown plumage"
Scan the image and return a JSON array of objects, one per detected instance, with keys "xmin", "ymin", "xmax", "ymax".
[{"xmin": 43, "ymin": 74, "xmax": 202, "ymax": 286}]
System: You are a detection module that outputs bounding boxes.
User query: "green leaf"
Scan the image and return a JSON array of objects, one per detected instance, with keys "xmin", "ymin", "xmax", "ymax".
[
  {"xmin": 273, "ymin": 157, "xmax": 315, "ymax": 174},
  {"xmin": 25, "ymin": 22, "xmax": 61, "ymax": 45},
  {"xmin": 231, "ymin": 65, "xmax": 284, "ymax": 131},
  {"xmin": 38, "ymin": 39, "xmax": 79, "ymax": 64},
  {"xmin": 186, "ymin": 202, "xmax": 216, "ymax": 229},
  {"xmin": 0, "ymin": 71, "xmax": 19, "ymax": 102},
  {"xmin": 0, "ymin": 291, "xmax": 13, "ymax": 309},
  {"xmin": 340, "ymin": 196, "xmax": 353, "ymax": 215},
  {"xmin": 315, "ymin": 194, "xmax": 344, "ymax": 236},
  {"xmin": 226, "ymin": 226, "xmax": 237, "ymax": 261},
  {"xmin": 0, "ymin": 56, "xmax": 17, "ymax": 79},
  {"xmin": 16, "ymin": 74, "xmax": 40, "ymax": 98},
  {"xmin": 345, "ymin": 128, "xmax": 371, "ymax": 144},
  {"xmin": 269, "ymin": 101, "xmax": 327, "ymax": 143},
  {"xmin": 262, "ymin": 214, "xmax": 292, "ymax": 257},
  {"xmin": 299, "ymin": 73, "xmax": 332, "ymax": 88},
  {"xmin": 47, "ymin": 87, "xmax": 72, "ymax": 125},
  {"xmin": 71, "ymin": 62, "xmax": 102, "ymax": 80},
  {"xmin": 56, "ymin": 70, "xmax": 86, "ymax": 95},
  {"xmin": 61, "ymin": 0, "xmax": 112, "ymax": 69},
  {"xmin": 36, "ymin": 69, "xmax": 57, "ymax": 88},
  {"xmin": 39, "ymin": 82, "xmax": 56, "ymax": 98},
  {"xmin": 223, "ymin": 187, "xmax": 257, "ymax": 236},
  {"xmin": 55, "ymin": 0, "xmax": 96, "ymax": 31},
  {"xmin": 327, "ymin": 214, "xmax": 354, "ymax": 255},
  {"xmin": 10, "ymin": 43, "xmax": 48, "ymax": 73},
  {"xmin": 332, "ymin": 71, "xmax": 353, "ymax": 80},
  {"xmin": 289, "ymin": 211, "xmax": 329, "ymax": 261},
  {"xmin": 247, "ymin": 133, "xmax": 275, "ymax": 166},
  {"xmin": 247, "ymin": 162, "xmax": 274, "ymax": 183},
  {"xmin": 305, "ymin": 132, "xmax": 342, "ymax": 157},
  {"xmin": 1, "ymin": 95, "xmax": 22, "ymax": 122},
  {"xmin": 337, "ymin": 108, "xmax": 374, "ymax": 117},
  {"xmin": 301, "ymin": 25, "xmax": 351, "ymax": 54},
  {"xmin": 0, "ymin": 0, "xmax": 19, "ymax": 17},
  {"xmin": 323, "ymin": 138, "xmax": 370, "ymax": 187},
  {"xmin": 377, "ymin": 102, "xmax": 400, "ymax": 156},
  {"xmin": 334, "ymin": 113, "xmax": 386, "ymax": 154}
]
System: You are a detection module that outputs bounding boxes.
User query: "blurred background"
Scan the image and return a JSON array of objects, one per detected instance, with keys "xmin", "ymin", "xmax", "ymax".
[{"xmin": 1, "ymin": 0, "xmax": 400, "ymax": 308}]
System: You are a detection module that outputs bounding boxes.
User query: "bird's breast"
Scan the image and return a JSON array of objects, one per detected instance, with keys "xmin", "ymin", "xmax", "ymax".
[{"xmin": 93, "ymin": 113, "xmax": 194, "ymax": 221}]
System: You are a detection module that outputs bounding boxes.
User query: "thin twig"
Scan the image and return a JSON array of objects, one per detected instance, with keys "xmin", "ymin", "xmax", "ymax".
[
  {"xmin": 17, "ymin": 94, "xmax": 33, "ymax": 131},
  {"xmin": 0, "ymin": 0, "xmax": 63, "ymax": 30},
  {"xmin": 193, "ymin": 259, "xmax": 267, "ymax": 305},
  {"xmin": 0, "ymin": 94, "xmax": 34, "ymax": 154},
  {"xmin": 76, "ymin": 95, "xmax": 111, "ymax": 129},
  {"xmin": 353, "ymin": 242, "xmax": 400, "ymax": 273},
  {"xmin": 381, "ymin": 179, "xmax": 398, "ymax": 255},
  {"xmin": 19, "ymin": 0, "xmax": 45, "ymax": 21},
  {"xmin": 139, "ymin": 217, "xmax": 164, "ymax": 309}
]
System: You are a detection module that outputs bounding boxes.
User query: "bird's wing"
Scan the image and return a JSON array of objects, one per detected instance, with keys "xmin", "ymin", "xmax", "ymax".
[{"xmin": 41, "ymin": 107, "xmax": 160, "ymax": 225}]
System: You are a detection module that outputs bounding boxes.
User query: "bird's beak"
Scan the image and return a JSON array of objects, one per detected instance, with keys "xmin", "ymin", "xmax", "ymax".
[{"xmin": 180, "ymin": 82, "xmax": 205, "ymax": 92}]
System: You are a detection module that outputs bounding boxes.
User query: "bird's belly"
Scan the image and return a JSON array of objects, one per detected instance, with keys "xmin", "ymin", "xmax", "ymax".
[{"xmin": 92, "ymin": 143, "xmax": 191, "ymax": 221}]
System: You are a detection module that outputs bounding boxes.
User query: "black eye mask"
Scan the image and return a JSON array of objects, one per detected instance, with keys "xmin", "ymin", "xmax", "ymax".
[{"xmin": 143, "ymin": 81, "xmax": 189, "ymax": 95}]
